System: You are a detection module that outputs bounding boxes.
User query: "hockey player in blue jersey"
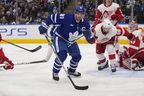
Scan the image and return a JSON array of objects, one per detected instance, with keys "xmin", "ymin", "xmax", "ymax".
[{"xmin": 39, "ymin": 5, "xmax": 95, "ymax": 81}]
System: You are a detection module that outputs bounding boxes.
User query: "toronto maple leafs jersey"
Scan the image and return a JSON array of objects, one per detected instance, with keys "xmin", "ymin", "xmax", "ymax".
[{"xmin": 42, "ymin": 13, "xmax": 91, "ymax": 42}]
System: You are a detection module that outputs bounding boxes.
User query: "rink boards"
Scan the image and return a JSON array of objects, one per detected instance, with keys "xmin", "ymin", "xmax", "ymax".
[{"xmin": 0, "ymin": 24, "xmax": 144, "ymax": 44}]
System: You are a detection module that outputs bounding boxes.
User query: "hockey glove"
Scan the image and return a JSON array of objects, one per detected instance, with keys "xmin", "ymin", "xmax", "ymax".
[
  {"xmin": 0, "ymin": 49, "xmax": 14, "ymax": 70},
  {"xmin": 111, "ymin": 14, "xmax": 123, "ymax": 21},
  {"xmin": 127, "ymin": 33, "xmax": 135, "ymax": 41},
  {"xmin": 83, "ymin": 30, "xmax": 95, "ymax": 44},
  {"xmin": 39, "ymin": 22, "xmax": 49, "ymax": 34},
  {"xmin": 111, "ymin": 14, "xmax": 117, "ymax": 20},
  {"xmin": 90, "ymin": 26, "xmax": 95, "ymax": 33},
  {"xmin": 3, "ymin": 60, "xmax": 14, "ymax": 70}
]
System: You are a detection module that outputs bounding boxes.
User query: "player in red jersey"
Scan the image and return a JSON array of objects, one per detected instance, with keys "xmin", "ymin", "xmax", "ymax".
[
  {"xmin": 94, "ymin": 19, "xmax": 134, "ymax": 72},
  {"xmin": 120, "ymin": 21, "xmax": 144, "ymax": 71},
  {"xmin": 0, "ymin": 34, "xmax": 14, "ymax": 70},
  {"xmin": 91, "ymin": 0, "xmax": 124, "ymax": 65}
]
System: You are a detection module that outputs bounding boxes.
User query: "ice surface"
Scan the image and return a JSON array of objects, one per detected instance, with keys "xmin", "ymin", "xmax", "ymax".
[{"xmin": 0, "ymin": 44, "xmax": 144, "ymax": 96}]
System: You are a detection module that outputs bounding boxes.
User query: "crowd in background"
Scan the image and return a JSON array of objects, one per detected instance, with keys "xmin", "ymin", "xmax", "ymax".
[
  {"xmin": 0, "ymin": 0, "xmax": 144, "ymax": 24},
  {"xmin": 120, "ymin": 0, "xmax": 144, "ymax": 24},
  {"xmin": 80, "ymin": 0, "xmax": 144, "ymax": 24},
  {"xmin": 0, "ymin": 0, "xmax": 72, "ymax": 24}
]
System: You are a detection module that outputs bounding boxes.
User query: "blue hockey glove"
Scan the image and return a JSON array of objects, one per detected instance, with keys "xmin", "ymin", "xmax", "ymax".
[
  {"xmin": 82, "ymin": 29, "xmax": 95, "ymax": 44},
  {"xmin": 39, "ymin": 22, "xmax": 49, "ymax": 34},
  {"xmin": 39, "ymin": 25, "xmax": 47, "ymax": 34}
]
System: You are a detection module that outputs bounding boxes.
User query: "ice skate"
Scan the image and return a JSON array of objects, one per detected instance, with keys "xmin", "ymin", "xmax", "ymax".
[
  {"xmin": 110, "ymin": 64, "xmax": 116, "ymax": 72},
  {"xmin": 98, "ymin": 61, "xmax": 109, "ymax": 70},
  {"xmin": 68, "ymin": 68, "xmax": 81, "ymax": 77},
  {"xmin": 53, "ymin": 73, "xmax": 59, "ymax": 81}
]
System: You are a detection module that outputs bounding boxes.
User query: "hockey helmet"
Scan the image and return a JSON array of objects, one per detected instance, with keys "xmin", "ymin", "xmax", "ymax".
[
  {"xmin": 75, "ymin": 5, "xmax": 84, "ymax": 14},
  {"xmin": 102, "ymin": 19, "xmax": 113, "ymax": 32},
  {"xmin": 128, "ymin": 20, "xmax": 138, "ymax": 32},
  {"xmin": 103, "ymin": 0, "xmax": 112, "ymax": 7}
]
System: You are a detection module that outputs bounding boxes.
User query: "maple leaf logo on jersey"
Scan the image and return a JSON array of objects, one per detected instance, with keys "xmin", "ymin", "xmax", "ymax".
[
  {"xmin": 103, "ymin": 10, "xmax": 113, "ymax": 18},
  {"xmin": 69, "ymin": 31, "xmax": 79, "ymax": 41}
]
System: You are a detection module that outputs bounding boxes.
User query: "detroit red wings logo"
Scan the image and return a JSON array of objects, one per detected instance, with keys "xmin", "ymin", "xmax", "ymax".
[
  {"xmin": 103, "ymin": 11, "xmax": 109, "ymax": 18},
  {"xmin": 103, "ymin": 10, "xmax": 113, "ymax": 18}
]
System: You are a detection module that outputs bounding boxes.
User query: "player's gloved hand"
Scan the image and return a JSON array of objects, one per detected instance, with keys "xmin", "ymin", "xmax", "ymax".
[
  {"xmin": 122, "ymin": 50, "xmax": 130, "ymax": 59},
  {"xmin": 111, "ymin": 14, "xmax": 121, "ymax": 21},
  {"xmin": 0, "ymin": 34, "xmax": 2, "ymax": 42},
  {"xmin": 39, "ymin": 25, "xmax": 47, "ymax": 34},
  {"xmin": 90, "ymin": 26, "xmax": 95, "ymax": 33},
  {"xmin": 83, "ymin": 30, "xmax": 96, "ymax": 44},
  {"xmin": 89, "ymin": 37, "xmax": 95, "ymax": 44},
  {"xmin": 111, "ymin": 14, "xmax": 123, "ymax": 21},
  {"xmin": 39, "ymin": 22, "xmax": 50, "ymax": 34},
  {"xmin": 111, "ymin": 14, "xmax": 117, "ymax": 20},
  {"xmin": 127, "ymin": 33, "xmax": 135, "ymax": 41},
  {"xmin": 3, "ymin": 60, "xmax": 14, "ymax": 70}
]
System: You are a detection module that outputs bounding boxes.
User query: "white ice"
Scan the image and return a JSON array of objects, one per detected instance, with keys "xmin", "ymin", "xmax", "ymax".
[{"xmin": 0, "ymin": 44, "xmax": 144, "ymax": 96}]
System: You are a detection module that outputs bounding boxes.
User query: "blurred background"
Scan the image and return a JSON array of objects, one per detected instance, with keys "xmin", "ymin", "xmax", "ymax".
[{"xmin": 0, "ymin": 0, "xmax": 144, "ymax": 25}]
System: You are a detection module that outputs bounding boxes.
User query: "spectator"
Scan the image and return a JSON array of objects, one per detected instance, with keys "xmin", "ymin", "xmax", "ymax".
[{"xmin": 0, "ymin": 0, "xmax": 144, "ymax": 24}]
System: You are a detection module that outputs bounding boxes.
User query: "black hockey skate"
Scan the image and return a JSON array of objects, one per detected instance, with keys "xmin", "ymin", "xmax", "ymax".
[
  {"xmin": 68, "ymin": 68, "xmax": 81, "ymax": 77},
  {"xmin": 110, "ymin": 64, "xmax": 116, "ymax": 72},
  {"xmin": 53, "ymin": 73, "xmax": 59, "ymax": 81},
  {"xmin": 98, "ymin": 61, "xmax": 109, "ymax": 71}
]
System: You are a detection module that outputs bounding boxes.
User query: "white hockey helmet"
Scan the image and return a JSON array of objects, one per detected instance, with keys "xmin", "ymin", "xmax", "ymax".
[
  {"xmin": 102, "ymin": 19, "xmax": 113, "ymax": 33},
  {"xmin": 128, "ymin": 20, "xmax": 138, "ymax": 32}
]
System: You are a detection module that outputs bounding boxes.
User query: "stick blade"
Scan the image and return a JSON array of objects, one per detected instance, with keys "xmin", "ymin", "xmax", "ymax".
[
  {"xmin": 30, "ymin": 45, "xmax": 42, "ymax": 52},
  {"xmin": 75, "ymin": 85, "xmax": 89, "ymax": 90}
]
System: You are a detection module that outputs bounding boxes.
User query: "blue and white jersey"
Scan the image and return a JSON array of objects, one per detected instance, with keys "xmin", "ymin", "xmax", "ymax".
[{"xmin": 43, "ymin": 13, "xmax": 90, "ymax": 42}]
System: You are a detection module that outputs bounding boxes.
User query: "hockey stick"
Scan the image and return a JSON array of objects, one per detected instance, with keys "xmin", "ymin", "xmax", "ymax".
[
  {"xmin": 15, "ymin": 60, "xmax": 48, "ymax": 65},
  {"xmin": 44, "ymin": 34, "xmax": 88, "ymax": 90},
  {"xmin": 2, "ymin": 39, "xmax": 42, "ymax": 52},
  {"xmin": 0, "ymin": 38, "xmax": 53, "ymax": 67},
  {"xmin": 0, "ymin": 60, "xmax": 47, "ymax": 67},
  {"xmin": 13, "ymin": 44, "xmax": 53, "ymax": 65}
]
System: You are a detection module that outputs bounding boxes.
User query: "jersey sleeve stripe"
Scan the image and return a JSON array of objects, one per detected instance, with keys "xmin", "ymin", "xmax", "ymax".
[
  {"xmin": 51, "ymin": 15, "xmax": 54, "ymax": 23},
  {"xmin": 130, "ymin": 45, "xmax": 139, "ymax": 50},
  {"xmin": 55, "ymin": 36, "xmax": 59, "ymax": 53},
  {"xmin": 41, "ymin": 22, "xmax": 49, "ymax": 29},
  {"xmin": 54, "ymin": 13, "xmax": 57, "ymax": 23}
]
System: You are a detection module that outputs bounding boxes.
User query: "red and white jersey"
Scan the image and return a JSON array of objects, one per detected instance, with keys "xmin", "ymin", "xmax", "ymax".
[
  {"xmin": 129, "ymin": 30, "xmax": 144, "ymax": 56},
  {"xmin": 92, "ymin": 2, "xmax": 124, "ymax": 28},
  {"xmin": 94, "ymin": 22, "xmax": 117, "ymax": 43}
]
